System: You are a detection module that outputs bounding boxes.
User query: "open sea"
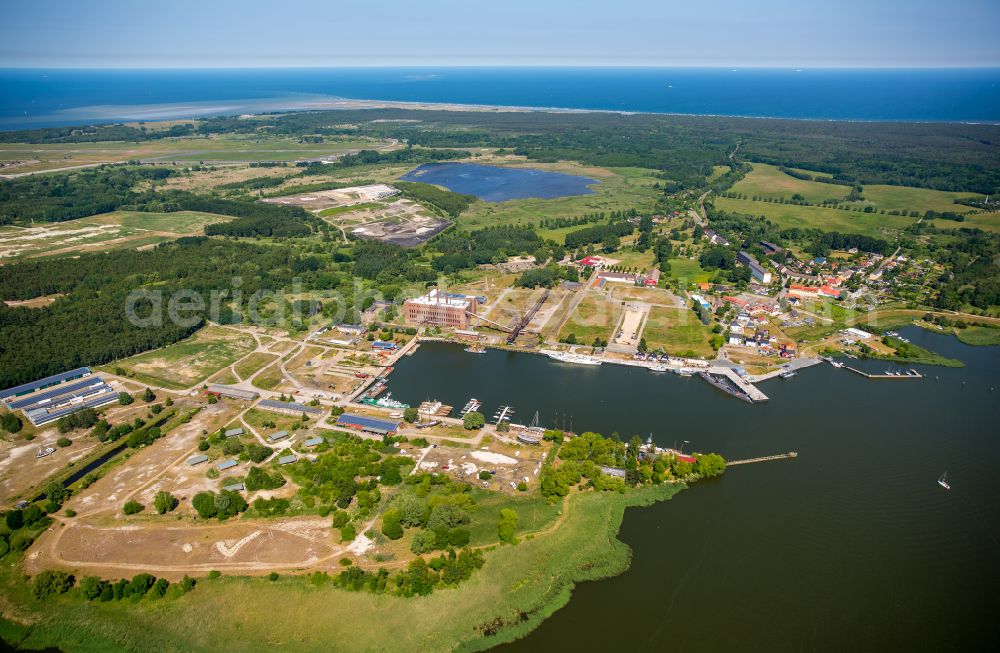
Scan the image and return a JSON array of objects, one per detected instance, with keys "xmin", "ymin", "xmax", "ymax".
[{"xmin": 1, "ymin": 67, "xmax": 999, "ymax": 130}]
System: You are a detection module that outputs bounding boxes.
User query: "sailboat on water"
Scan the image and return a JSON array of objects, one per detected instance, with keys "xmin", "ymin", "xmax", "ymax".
[{"xmin": 937, "ymin": 472, "xmax": 951, "ymax": 490}]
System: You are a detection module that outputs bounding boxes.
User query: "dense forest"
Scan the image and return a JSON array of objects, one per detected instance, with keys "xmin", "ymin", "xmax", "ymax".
[
  {"xmin": 430, "ymin": 226, "xmax": 542, "ymax": 273},
  {"xmin": 0, "ymin": 236, "xmax": 429, "ymax": 387},
  {"xmin": 0, "ymin": 166, "xmax": 175, "ymax": 224},
  {"xmin": 251, "ymin": 109, "xmax": 1000, "ymax": 193},
  {"xmin": 0, "ymin": 122, "xmax": 197, "ymax": 144},
  {"xmin": 0, "ymin": 239, "xmax": 288, "ymax": 387},
  {"xmin": 8, "ymin": 109, "xmax": 998, "ymax": 194},
  {"xmin": 563, "ymin": 220, "xmax": 635, "ymax": 249},
  {"xmin": 297, "ymin": 147, "xmax": 467, "ymax": 176},
  {"xmin": 0, "ymin": 165, "xmax": 322, "ymax": 236}
]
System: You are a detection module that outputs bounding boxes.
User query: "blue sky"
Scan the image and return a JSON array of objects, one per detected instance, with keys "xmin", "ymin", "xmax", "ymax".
[{"xmin": 2, "ymin": 0, "xmax": 998, "ymax": 68}]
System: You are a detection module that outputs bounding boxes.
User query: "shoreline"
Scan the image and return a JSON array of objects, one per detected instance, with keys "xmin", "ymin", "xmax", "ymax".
[{"xmin": 4, "ymin": 93, "xmax": 1000, "ymax": 132}]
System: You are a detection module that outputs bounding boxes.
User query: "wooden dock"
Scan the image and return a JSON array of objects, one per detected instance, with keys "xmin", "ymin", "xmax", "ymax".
[
  {"xmin": 728, "ymin": 452, "xmax": 798, "ymax": 466},
  {"xmin": 846, "ymin": 366, "xmax": 923, "ymax": 380}
]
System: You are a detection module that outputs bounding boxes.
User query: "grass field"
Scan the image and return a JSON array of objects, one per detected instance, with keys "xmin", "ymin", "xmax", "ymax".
[
  {"xmin": 953, "ymin": 325, "xmax": 1000, "ymax": 346},
  {"xmin": 715, "ymin": 196, "xmax": 914, "ymax": 237},
  {"xmin": 0, "ymin": 134, "xmax": 387, "ymax": 173},
  {"xmin": 459, "ymin": 165, "xmax": 661, "ymax": 232},
  {"xmin": 233, "ymin": 353, "xmax": 278, "ymax": 381},
  {"xmin": 252, "ymin": 364, "xmax": 285, "ymax": 391},
  {"xmin": 104, "ymin": 327, "xmax": 257, "ymax": 389},
  {"xmin": 665, "ymin": 258, "xmax": 712, "ymax": 285},
  {"xmin": 243, "ymin": 407, "xmax": 312, "ymax": 435},
  {"xmin": 609, "ymin": 285, "xmax": 680, "ymax": 306},
  {"xmin": 0, "ymin": 211, "xmax": 231, "ymax": 260},
  {"xmin": 641, "ymin": 306, "xmax": 716, "ymax": 357},
  {"xmin": 724, "ymin": 163, "xmax": 984, "ymax": 230},
  {"xmin": 848, "ymin": 185, "xmax": 983, "ymax": 215},
  {"xmin": 708, "ymin": 165, "xmax": 730, "ymax": 181},
  {"xmin": 558, "ymin": 291, "xmax": 622, "ymax": 344},
  {"xmin": 730, "ymin": 163, "xmax": 850, "ymax": 204},
  {"xmin": 466, "ymin": 490, "xmax": 563, "ymax": 546},
  {"xmin": 0, "ymin": 483, "xmax": 684, "ymax": 653},
  {"xmin": 608, "ymin": 248, "xmax": 656, "ymax": 270},
  {"xmin": 956, "ymin": 210, "xmax": 1000, "ymax": 233}
]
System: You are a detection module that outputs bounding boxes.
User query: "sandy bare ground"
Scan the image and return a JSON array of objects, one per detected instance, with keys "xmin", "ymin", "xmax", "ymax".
[
  {"xmin": 18, "ymin": 329, "xmax": 441, "ymax": 579},
  {"xmin": 2, "ymin": 293, "xmax": 63, "ymax": 308},
  {"xmin": 29, "ymin": 517, "xmax": 338, "ymax": 579},
  {"xmin": 0, "ymin": 434, "xmax": 101, "ymax": 503},
  {"xmin": 613, "ymin": 302, "xmax": 650, "ymax": 348}
]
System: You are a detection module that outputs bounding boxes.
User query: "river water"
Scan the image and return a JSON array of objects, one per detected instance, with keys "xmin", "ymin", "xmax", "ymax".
[{"xmin": 385, "ymin": 327, "xmax": 1000, "ymax": 651}]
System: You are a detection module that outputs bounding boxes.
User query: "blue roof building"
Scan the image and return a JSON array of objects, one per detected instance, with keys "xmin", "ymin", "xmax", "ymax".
[
  {"xmin": 7, "ymin": 378, "xmax": 103, "ymax": 411},
  {"xmin": 1, "ymin": 367, "xmax": 92, "ymax": 401},
  {"xmin": 258, "ymin": 398, "xmax": 324, "ymax": 416},
  {"xmin": 336, "ymin": 413, "xmax": 400, "ymax": 435}
]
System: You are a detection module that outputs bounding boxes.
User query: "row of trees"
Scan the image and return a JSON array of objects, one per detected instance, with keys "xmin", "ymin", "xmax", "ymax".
[{"xmin": 32, "ymin": 568, "xmax": 196, "ymax": 602}]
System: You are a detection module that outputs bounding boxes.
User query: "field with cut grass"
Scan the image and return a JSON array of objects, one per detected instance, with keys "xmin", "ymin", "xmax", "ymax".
[
  {"xmin": 641, "ymin": 306, "xmax": 716, "ymax": 357},
  {"xmin": 103, "ymin": 327, "xmax": 256, "ymax": 389},
  {"xmin": 956, "ymin": 210, "xmax": 1000, "ymax": 233},
  {"xmin": 0, "ymin": 210, "xmax": 231, "ymax": 260},
  {"xmin": 848, "ymin": 185, "xmax": 982, "ymax": 215},
  {"xmin": 715, "ymin": 196, "xmax": 913, "ymax": 237},
  {"xmin": 665, "ymin": 258, "xmax": 712, "ymax": 285},
  {"xmin": 608, "ymin": 248, "xmax": 656, "ymax": 270},
  {"xmin": 0, "ymin": 483, "xmax": 684, "ymax": 653},
  {"xmin": 723, "ymin": 164, "xmax": 985, "ymax": 232},
  {"xmin": 557, "ymin": 291, "xmax": 622, "ymax": 345},
  {"xmin": 730, "ymin": 163, "xmax": 851, "ymax": 204}
]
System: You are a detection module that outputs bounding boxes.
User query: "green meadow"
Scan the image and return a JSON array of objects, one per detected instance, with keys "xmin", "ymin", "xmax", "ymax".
[
  {"xmin": 714, "ymin": 196, "xmax": 914, "ymax": 237},
  {"xmin": 0, "ymin": 484, "xmax": 684, "ymax": 653},
  {"xmin": 460, "ymin": 166, "xmax": 661, "ymax": 232}
]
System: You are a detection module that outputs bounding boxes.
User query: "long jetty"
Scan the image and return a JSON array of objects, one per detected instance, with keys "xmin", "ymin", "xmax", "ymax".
[
  {"xmin": 846, "ymin": 367, "xmax": 923, "ymax": 380},
  {"xmin": 728, "ymin": 452, "xmax": 798, "ymax": 466}
]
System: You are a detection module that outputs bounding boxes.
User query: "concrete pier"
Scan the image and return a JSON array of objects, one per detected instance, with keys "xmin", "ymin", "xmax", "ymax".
[{"xmin": 707, "ymin": 366, "xmax": 770, "ymax": 402}]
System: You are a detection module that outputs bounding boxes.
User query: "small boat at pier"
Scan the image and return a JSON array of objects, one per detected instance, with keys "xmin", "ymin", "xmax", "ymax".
[{"xmin": 460, "ymin": 398, "xmax": 482, "ymax": 415}]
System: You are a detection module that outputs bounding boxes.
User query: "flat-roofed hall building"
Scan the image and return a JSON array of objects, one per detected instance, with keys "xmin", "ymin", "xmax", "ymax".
[
  {"xmin": 403, "ymin": 289, "xmax": 478, "ymax": 329},
  {"xmin": 1, "ymin": 367, "xmax": 118, "ymax": 426}
]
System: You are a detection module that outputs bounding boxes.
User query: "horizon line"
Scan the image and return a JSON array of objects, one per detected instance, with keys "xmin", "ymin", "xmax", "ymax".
[{"xmin": 2, "ymin": 64, "xmax": 999, "ymax": 71}]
